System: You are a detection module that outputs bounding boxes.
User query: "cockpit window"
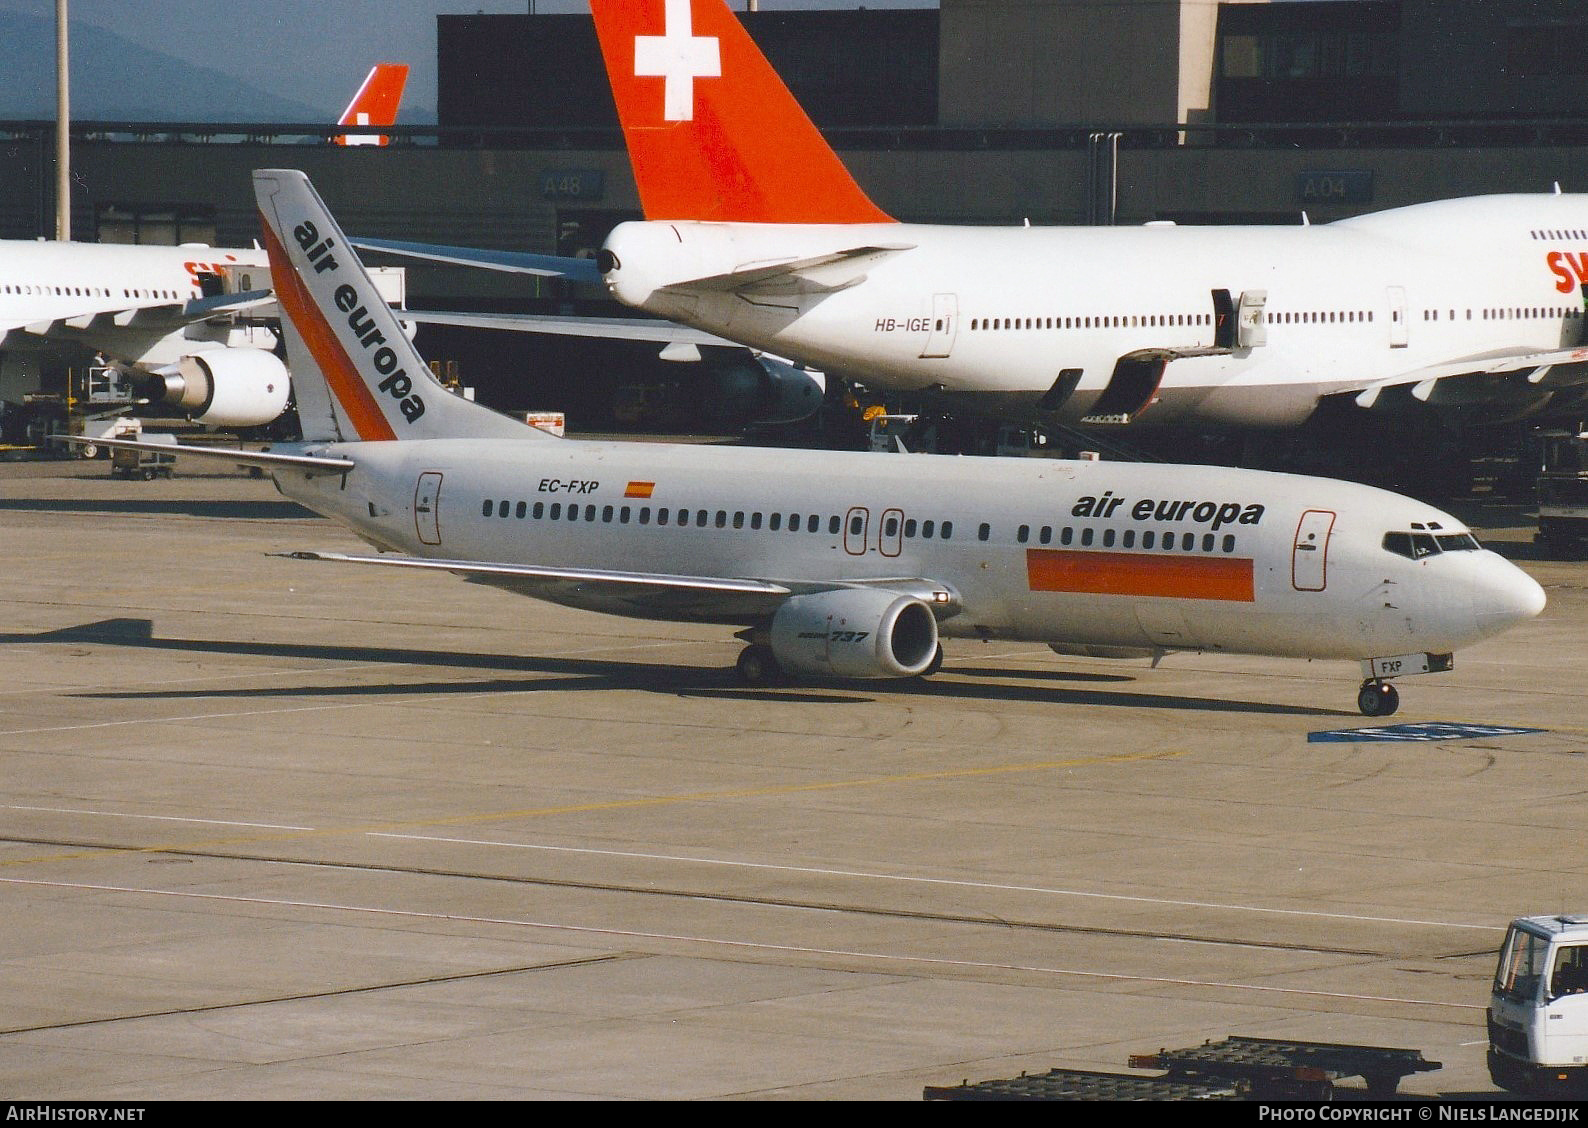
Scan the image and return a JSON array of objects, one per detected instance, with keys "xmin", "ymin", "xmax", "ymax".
[{"xmin": 1384, "ymin": 530, "xmax": 1477, "ymax": 558}]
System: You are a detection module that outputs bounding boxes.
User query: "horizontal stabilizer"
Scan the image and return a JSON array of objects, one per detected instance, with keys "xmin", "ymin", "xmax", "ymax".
[
  {"xmin": 349, "ymin": 237, "xmax": 605, "ymax": 285},
  {"xmin": 52, "ymin": 434, "xmax": 354, "ymax": 473},
  {"xmin": 402, "ymin": 309, "xmax": 736, "ymax": 347},
  {"xmin": 664, "ymin": 244, "xmax": 915, "ymax": 297}
]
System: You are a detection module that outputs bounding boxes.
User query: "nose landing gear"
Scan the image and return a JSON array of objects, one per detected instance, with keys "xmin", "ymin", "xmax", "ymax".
[{"xmin": 1357, "ymin": 679, "xmax": 1400, "ymax": 717}]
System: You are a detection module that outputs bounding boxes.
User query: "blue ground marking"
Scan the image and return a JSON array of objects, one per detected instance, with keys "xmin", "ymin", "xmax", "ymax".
[{"xmin": 1308, "ymin": 723, "xmax": 1546, "ymax": 743}]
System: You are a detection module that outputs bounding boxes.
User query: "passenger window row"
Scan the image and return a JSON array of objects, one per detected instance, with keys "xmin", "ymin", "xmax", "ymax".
[
  {"xmin": 479, "ymin": 499, "xmax": 1242, "ymax": 555},
  {"xmin": 1018, "ymin": 523, "xmax": 1237, "ymax": 553},
  {"xmin": 970, "ymin": 313, "xmax": 1210, "ymax": 332}
]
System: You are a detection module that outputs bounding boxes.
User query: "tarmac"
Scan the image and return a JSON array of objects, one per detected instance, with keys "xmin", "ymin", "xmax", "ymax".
[{"xmin": 0, "ymin": 454, "xmax": 1583, "ymax": 1100}]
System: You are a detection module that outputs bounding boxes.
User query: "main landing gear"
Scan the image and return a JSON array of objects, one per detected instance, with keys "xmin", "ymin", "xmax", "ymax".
[{"xmin": 1356, "ymin": 679, "xmax": 1400, "ymax": 717}]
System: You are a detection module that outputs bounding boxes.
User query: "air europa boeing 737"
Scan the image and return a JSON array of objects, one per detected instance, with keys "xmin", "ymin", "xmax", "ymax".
[
  {"xmin": 558, "ymin": 0, "xmax": 1588, "ymax": 431},
  {"xmin": 78, "ymin": 169, "xmax": 1546, "ymax": 717}
]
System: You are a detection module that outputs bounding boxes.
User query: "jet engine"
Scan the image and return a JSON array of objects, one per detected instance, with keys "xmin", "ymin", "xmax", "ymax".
[
  {"xmin": 705, "ymin": 352, "xmax": 826, "ymax": 427},
  {"xmin": 139, "ymin": 348, "xmax": 291, "ymax": 427},
  {"xmin": 767, "ymin": 588, "xmax": 939, "ymax": 678}
]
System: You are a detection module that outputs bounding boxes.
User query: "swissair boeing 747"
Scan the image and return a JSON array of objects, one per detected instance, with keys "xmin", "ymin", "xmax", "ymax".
[
  {"xmin": 376, "ymin": 1, "xmax": 1588, "ymax": 437},
  {"xmin": 580, "ymin": 0, "xmax": 1588, "ymax": 432},
  {"xmin": 74, "ymin": 169, "xmax": 1547, "ymax": 717}
]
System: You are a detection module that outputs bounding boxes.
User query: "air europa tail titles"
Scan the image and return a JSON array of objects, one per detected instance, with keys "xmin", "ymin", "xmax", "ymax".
[
  {"xmin": 587, "ymin": 0, "xmax": 1588, "ymax": 431},
  {"xmin": 84, "ymin": 169, "xmax": 1545, "ymax": 718}
]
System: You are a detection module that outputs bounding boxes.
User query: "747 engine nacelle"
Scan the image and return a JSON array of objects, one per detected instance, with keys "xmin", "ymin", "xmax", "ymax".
[
  {"xmin": 141, "ymin": 348, "xmax": 291, "ymax": 427},
  {"xmin": 768, "ymin": 588, "xmax": 939, "ymax": 679}
]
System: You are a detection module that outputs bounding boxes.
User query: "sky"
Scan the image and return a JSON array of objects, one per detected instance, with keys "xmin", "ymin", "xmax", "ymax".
[{"xmin": 0, "ymin": 1, "xmax": 938, "ymax": 121}]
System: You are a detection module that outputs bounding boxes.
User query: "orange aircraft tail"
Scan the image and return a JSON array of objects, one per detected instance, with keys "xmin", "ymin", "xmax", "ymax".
[
  {"xmin": 590, "ymin": 0, "xmax": 893, "ymax": 224},
  {"xmin": 335, "ymin": 63, "xmax": 410, "ymax": 147}
]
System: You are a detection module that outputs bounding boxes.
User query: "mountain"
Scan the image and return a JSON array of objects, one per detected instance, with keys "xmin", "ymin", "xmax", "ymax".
[{"xmin": 0, "ymin": 13, "xmax": 327, "ymax": 122}]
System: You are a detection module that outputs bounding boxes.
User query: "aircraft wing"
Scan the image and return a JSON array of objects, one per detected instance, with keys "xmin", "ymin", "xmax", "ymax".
[
  {"xmin": 1347, "ymin": 345, "xmax": 1588, "ymax": 411},
  {"xmin": 14, "ymin": 290, "xmax": 276, "ymax": 342},
  {"xmin": 280, "ymin": 550, "xmax": 794, "ymax": 623},
  {"xmin": 348, "ymin": 237, "xmax": 605, "ymax": 285},
  {"xmin": 278, "ymin": 552, "xmax": 957, "ymax": 626},
  {"xmin": 401, "ymin": 308, "xmax": 737, "ymax": 347}
]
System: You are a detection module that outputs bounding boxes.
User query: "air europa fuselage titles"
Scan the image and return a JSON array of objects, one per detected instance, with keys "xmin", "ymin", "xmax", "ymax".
[
  {"xmin": 1071, "ymin": 492, "xmax": 1265, "ymax": 530},
  {"xmin": 293, "ymin": 218, "xmax": 427, "ymax": 423}
]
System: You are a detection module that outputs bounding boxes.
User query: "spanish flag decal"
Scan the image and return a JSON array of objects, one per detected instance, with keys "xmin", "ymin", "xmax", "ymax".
[{"xmin": 624, "ymin": 481, "xmax": 656, "ymax": 499}]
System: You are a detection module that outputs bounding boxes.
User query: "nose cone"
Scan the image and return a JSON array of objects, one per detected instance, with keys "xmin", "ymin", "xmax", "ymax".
[{"xmin": 1473, "ymin": 555, "xmax": 1546, "ymax": 636}]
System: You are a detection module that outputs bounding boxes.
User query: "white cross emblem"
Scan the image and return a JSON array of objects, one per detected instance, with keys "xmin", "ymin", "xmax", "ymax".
[{"xmin": 633, "ymin": 0, "xmax": 721, "ymax": 122}]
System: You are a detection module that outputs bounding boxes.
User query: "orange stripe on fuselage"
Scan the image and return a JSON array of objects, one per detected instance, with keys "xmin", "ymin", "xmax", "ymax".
[
  {"xmin": 1026, "ymin": 549, "xmax": 1255, "ymax": 603},
  {"xmin": 259, "ymin": 212, "xmax": 396, "ymax": 442}
]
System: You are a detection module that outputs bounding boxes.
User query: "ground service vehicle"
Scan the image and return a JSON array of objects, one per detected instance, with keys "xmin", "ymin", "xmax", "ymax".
[
  {"xmin": 1488, "ymin": 915, "xmax": 1588, "ymax": 1094},
  {"xmin": 1536, "ymin": 427, "xmax": 1588, "ymax": 556}
]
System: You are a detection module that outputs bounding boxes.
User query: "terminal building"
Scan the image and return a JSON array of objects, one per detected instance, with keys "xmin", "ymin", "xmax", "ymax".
[{"xmin": 3, "ymin": 0, "xmax": 1587, "ymax": 422}]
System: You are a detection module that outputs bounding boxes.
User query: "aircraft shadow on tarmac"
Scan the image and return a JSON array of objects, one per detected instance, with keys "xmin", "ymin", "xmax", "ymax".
[{"xmin": 17, "ymin": 618, "xmax": 1350, "ymax": 716}]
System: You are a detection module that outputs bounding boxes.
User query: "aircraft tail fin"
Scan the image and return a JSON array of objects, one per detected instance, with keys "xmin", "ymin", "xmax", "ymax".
[
  {"xmin": 591, "ymin": 0, "xmax": 893, "ymax": 224},
  {"xmin": 253, "ymin": 168, "xmax": 545, "ymax": 444},
  {"xmin": 334, "ymin": 63, "xmax": 409, "ymax": 146}
]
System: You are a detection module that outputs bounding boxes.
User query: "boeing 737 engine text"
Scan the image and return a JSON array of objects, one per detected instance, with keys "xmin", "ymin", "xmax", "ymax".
[{"xmin": 76, "ymin": 169, "xmax": 1547, "ymax": 718}]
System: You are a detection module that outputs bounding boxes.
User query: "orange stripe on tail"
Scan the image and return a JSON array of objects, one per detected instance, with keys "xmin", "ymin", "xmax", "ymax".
[{"xmin": 259, "ymin": 212, "xmax": 397, "ymax": 441}]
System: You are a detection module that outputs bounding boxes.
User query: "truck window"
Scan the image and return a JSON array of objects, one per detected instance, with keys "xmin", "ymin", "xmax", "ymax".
[
  {"xmin": 1549, "ymin": 945, "xmax": 1588, "ymax": 1000},
  {"xmin": 1496, "ymin": 926, "xmax": 1550, "ymax": 1001}
]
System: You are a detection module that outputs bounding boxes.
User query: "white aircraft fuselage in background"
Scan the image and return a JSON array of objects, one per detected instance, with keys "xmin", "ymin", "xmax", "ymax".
[
  {"xmin": 583, "ymin": 0, "xmax": 1588, "ymax": 432},
  {"xmin": 603, "ymin": 195, "xmax": 1588, "ymax": 429}
]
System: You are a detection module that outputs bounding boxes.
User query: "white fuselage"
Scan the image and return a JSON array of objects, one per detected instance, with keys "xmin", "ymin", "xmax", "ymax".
[
  {"xmin": 273, "ymin": 437, "xmax": 1541, "ymax": 663},
  {"xmin": 0, "ymin": 240, "xmax": 269, "ymax": 369},
  {"xmin": 603, "ymin": 194, "xmax": 1588, "ymax": 427}
]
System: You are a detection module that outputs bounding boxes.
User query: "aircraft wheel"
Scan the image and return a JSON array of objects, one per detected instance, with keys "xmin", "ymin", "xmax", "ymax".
[
  {"xmin": 1357, "ymin": 680, "xmax": 1399, "ymax": 717},
  {"xmin": 919, "ymin": 643, "xmax": 944, "ymax": 678},
  {"xmin": 736, "ymin": 644, "xmax": 781, "ymax": 686}
]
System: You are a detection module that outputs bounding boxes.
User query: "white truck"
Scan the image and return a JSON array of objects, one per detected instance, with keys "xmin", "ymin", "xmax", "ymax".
[{"xmin": 1488, "ymin": 914, "xmax": 1588, "ymax": 1094}]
